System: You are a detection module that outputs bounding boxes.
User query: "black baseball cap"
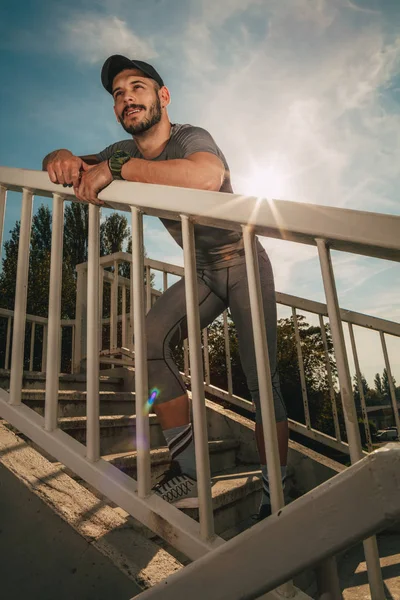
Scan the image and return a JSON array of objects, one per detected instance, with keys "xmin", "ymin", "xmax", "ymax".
[{"xmin": 101, "ymin": 55, "xmax": 164, "ymax": 94}]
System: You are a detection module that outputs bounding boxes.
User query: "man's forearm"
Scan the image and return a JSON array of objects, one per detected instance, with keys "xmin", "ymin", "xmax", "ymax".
[{"xmin": 120, "ymin": 157, "xmax": 223, "ymax": 191}]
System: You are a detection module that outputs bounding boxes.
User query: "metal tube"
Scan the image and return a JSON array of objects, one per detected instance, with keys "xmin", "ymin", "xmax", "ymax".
[
  {"xmin": 223, "ymin": 311, "xmax": 233, "ymax": 396},
  {"xmin": 110, "ymin": 260, "xmax": 118, "ymax": 350},
  {"xmin": 71, "ymin": 325, "xmax": 75, "ymax": 374},
  {"xmin": 5, "ymin": 317, "xmax": 12, "ymax": 370},
  {"xmin": 292, "ymin": 307, "xmax": 311, "ymax": 429},
  {"xmin": 86, "ymin": 204, "xmax": 100, "ymax": 462},
  {"xmin": 181, "ymin": 214, "xmax": 214, "ymax": 541},
  {"xmin": 131, "ymin": 207, "xmax": 151, "ymax": 497},
  {"xmin": 380, "ymin": 331, "xmax": 400, "ymax": 434},
  {"xmin": 183, "ymin": 339, "xmax": 189, "ymax": 377},
  {"xmin": 9, "ymin": 188, "xmax": 33, "ymax": 406},
  {"xmin": 146, "ymin": 265, "xmax": 152, "ymax": 313},
  {"xmin": 242, "ymin": 226, "xmax": 284, "ymax": 511},
  {"xmin": 73, "ymin": 266, "xmax": 87, "ymax": 374},
  {"xmin": 44, "ymin": 194, "xmax": 64, "ymax": 431},
  {"xmin": 41, "ymin": 324, "xmax": 47, "ymax": 373},
  {"xmin": 0, "ymin": 185, "xmax": 7, "ymax": 264},
  {"xmin": 122, "ymin": 285, "xmax": 127, "ymax": 348},
  {"xmin": 203, "ymin": 328, "xmax": 211, "ymax": 386},
  {"xmin": 319, "ymin": 315, "xmax": 341, "ymax": 442},
  {"xmin": 316, "ymin": 238, "xmax": 385, "ymax": 600},
  {"xmin": 29, "ymin": 322, "xmax": 35, "ymax": 372},
  {"xmin": 129, "ymin": 262, "xmax": 134, "ymax": 350},
  {"xmin": 315, "ymin": 557, "xmax": 342, "ymax": 600},
  {"xmin": 348, "ymin": 323, "xmax": 373, "ymax": 452},
  {"xmin": 98, "ymin": 266, "xmax": 104, "ymax": 353},
  {"xmin": 163, "ymin": 271, "xmax": 168, "ymax": 292}
]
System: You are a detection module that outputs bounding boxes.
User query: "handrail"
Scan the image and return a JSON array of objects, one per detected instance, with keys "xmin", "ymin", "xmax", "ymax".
[
  {"xmin": 136, "ymin": 445, "xmax": 400, "ymax": 600},
  {"xmin": 1, "ymin": 166, "xmax": 399, "ymax": 261}
]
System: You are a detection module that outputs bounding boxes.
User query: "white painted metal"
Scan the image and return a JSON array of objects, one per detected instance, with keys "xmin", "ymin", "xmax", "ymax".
[
  {"xmin": 86, "ymin": 204, "xmax": 100, "ymax": 462},
  {"xmin": 319, "ymin": 315, "xmax": 341, "ymax": 443},
  {"xmin": 0, "ymin": 185, "xmax": 7, "ymax": 265},
  {"xmin": 29, "ymin": 322, "xmax": 35, "ymax": 371},
  {"xmin": 131, "ymin": 206, "xmax": 151, "ymax": 498},
  {"xmin": 5, "ymin": 317, "xmax": 11, "ymax": 370},
  {"xmin": 9, "ymin": 188, "xmax": 33, "ymax": 406},
  {"xmin": 122, "ymin": 285, "xmax": 127, "ymax": 348},
  {"xmin": 44, "ymin": 194, "xmax": 64, "ymax": 430},
  {"xmin": 380, "ymin": 331, "xmax": 400, "ymax": 434},
  {"xmin": 348, "ymin": 323, "xmax": 373, "ymax": 452},
  {"xmin": 183, "ymin": 339, "xmax": 189, "ymax": 376},
  {"xmin": 146, "ymin": 265, "xmax": 152, "ymax": 313},
  {"xmin": 98, "ymin": 266, "xmax": 104, "ymax": 353},
  {"xmin": 110, "ymin": 260, "xmax": 118, "ymax": 351},
  {"xmin": 203, "ymin": 328, "xmax": 211, "ymax": 386},
  {"xmin": 73, "ymin": 266, "xmax": 87, "ymax": 374},
  {"xmin": 223, "ymin": 311, "xmax": 233, "ymax": 396},
  {"xmin": 135, "ymin": 444, "xmax": 400, "ymax": 600},
  {"xmin": 71, "ymin": 325, "xmax": 75, "ymax": 374},
  {"xmin": 242, "ymin": 226, "xmax": 284, "ymax": 512},
  {"xmin": 316, "ymin": 239, "xmax": 385, "ymax": 600},
  {"xmin": 181, "ymin": 214, "xmax": 214, "ymax": 541},
  {"xmin": 292, "ymin": 307, "xmax": 311, "ymax": 429},
  {"xmin": 41, "ymin": 324, "xmax": 47, "ymax": 373},
  {"xmin": 163, "ymin": 270, "xmax": 168, "ymax": 292},
  {"xmin": 2, "ymin": 167, "xmax": 399, "ymax": 261}
]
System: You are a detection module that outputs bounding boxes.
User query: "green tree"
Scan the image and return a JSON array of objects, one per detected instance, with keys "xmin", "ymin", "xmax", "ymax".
[
  {"xmin": 353, "ymin": 373, "xmax": 369, "ymax": 410},
  {"xmin": 382, "ymin": 368, "xmax": 396, "ymax": 403},
  {"xmin": 374, "ymin": 373, "xmax": 383, "ymax": 397}
]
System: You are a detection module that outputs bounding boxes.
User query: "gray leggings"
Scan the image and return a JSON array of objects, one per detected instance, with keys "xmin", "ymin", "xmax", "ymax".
[{"xmin": 146, "ymin": 251, "xmax": 287, "ymax": 424}]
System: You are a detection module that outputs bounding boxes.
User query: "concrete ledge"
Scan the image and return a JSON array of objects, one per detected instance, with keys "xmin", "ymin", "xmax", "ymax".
[{"xmin": 0, "ymin": 422, "xmax": 183, "ymax": 591}]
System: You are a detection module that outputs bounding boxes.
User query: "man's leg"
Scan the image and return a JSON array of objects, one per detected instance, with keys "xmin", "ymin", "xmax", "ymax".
[
  {"xmin": 227, "ymin": 252, "xmax": 288, "ymax": 518},
  {"xmin": 145, "ymin": 274, "xmax": 225, "ymax": 494}
]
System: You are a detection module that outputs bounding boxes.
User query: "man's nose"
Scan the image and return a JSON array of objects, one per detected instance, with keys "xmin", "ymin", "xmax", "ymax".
[{"xmin": 123, "ymin": 90, "xmax": 137, "ymax": 104}]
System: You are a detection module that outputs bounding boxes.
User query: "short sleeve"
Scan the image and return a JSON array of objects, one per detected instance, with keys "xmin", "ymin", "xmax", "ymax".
[
  {"xmin": 95, "ymin": 140, "xmax": 135, "ymax": 162},
  {"xmin": 175, "ymin": 126, "xmax": 221, "ymax": 160}
]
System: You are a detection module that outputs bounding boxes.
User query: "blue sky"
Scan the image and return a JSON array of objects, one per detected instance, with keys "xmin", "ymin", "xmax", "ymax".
[{"xmin": 0, "ymin": 0, "xmax": 399, "ymax": 386}]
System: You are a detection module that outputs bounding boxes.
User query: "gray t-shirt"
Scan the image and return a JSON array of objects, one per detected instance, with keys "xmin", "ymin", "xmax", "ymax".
[{"xmin": 96, "ymin": 123, "xmax": 252, "ymax": 269}]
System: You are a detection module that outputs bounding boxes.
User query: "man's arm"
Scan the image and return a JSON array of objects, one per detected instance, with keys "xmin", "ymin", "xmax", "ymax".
[
  {"xmin": 42, "ymin": 150, "xmax": 100, "ymax": 171},
  {"xmin": 120, "ymin": 152, "xmax": 224, "ymax": 192},
  {"xmin": 42, "ymin": 149, "xmax": 101, "ymax": 190}
]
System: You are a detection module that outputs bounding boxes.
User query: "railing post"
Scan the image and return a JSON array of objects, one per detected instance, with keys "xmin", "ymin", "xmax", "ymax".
[
  {"xmin": 203, "ymin": 328, "xmax": 211, "ymax": 386},
  {"xmin": 99, "ymin": 265, "xmax": 104, "ymax": 353},
  {"xmin": 380, "ymin": 331, "xmax": 400, "ymax": 434},
  {"xmin": 181, "ymin": 214, "xmax": 214, "ymax": 541},
  {"xmin": 316, "ymin": 238, "xmax": 385, "ymax": 600},
  {"xmin": 45, "ymin": 193, "xmax": 64, "ymax": 431},
  {"xmin": 9, "ymin": 188, "xmax": 33, "ymax": 406},
  {"xmin": 0, "ymin": 185, "xmax": 7, "ymax": 264},
  {"xmin": 110, "ymin": 259, "xmax": 118, "ymax": 351},
  {"xmin": 5, "ymin": 316, "xmax": 12, "ymax": 370},
  {"xmin": 242, "ymin": 225, "xmax": 293, "ymax": 597},
  {"xmin": 319, "ymin": 315, "xmax": 341, "ymax": 442},
  {"xmin": 146, "ymin": 265, "xmax": 152, "ymax": 313},
  {"xmin": 29, "ymin": 322, "xmax": 35, "ymax": 372},
  {"xmin": 73, "ymin": 265, "xmax": 87, "ymax": 374},
  {"xmin": 86, "ymin": 204, "xmax": 100, "ymax": 462},
  {"xmin": 348, "ymin": 323, "xmax": 373, "ymax": 451},
  {"xmin": 131, "ymin": 206, "xmax": 151, "ymax": 497},
  {"xmin": 315, "ymin": 557, "xmax": 342, "ymax": 600},
  {"xmin": 41, "ymin": 324, "xmax": 47, "ymax": 373},
  {"xmin": 223, "ymin": 311, "xmax": 233, "ymax": 396},
  {"xmin": 163, "ymin": 271, "xmax": 168, "ymax": 292},
  {"xmin": 122, "ymin": 284, "xmax": 127, "ymax": 348},
  {"xmin": 292, "ymin": 307, "xmax": 311, "ymax": 429}
]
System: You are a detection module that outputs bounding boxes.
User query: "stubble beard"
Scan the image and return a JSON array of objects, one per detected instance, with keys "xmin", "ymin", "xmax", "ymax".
[{"xmin": 120, "ymin": 95, "xmax": 162, "ymax": 136}]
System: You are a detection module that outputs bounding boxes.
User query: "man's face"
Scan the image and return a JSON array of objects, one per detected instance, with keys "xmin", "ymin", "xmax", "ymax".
[{"xmin": 112, "ymin": 69, "xmax": 162, "ymax": 135}]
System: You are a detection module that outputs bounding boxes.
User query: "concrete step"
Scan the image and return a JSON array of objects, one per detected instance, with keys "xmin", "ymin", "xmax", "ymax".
[
  {"xmin": 0, "ymin": 369, "xmax": 124, "ymax": 392},
  {"xmin": 59, "ymin": 414, "xmax": 165, "ymax": 454},
  {"xmin": 104, "ymin": 438, "xmax": 239, "ymax": 479},
  {"xmin": 183, "ymin": 465, "xmax": 264, "ymax": 535},
  {"xmin": 20, "ymin": 390, "xmax": 136, "ymax": 417}
]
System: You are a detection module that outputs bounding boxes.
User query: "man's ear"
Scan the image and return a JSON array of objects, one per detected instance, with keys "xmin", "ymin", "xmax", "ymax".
[{"xmin": 159, "ymin": 86, "xmax": 171, "ymax": 109}]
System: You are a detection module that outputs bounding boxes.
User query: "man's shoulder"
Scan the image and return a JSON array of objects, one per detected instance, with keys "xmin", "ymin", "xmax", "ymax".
[{"xmin": 171, "ymin": 123, "xmax": 213, "ymax": 140}]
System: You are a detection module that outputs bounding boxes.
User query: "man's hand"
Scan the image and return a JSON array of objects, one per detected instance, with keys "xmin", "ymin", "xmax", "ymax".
[
  {"xmin": 45, "ymin": 149, "xmax": 87, "ymax": 187},
  {"xmin": 73, "ymin": 161, "xmax": 113, "ymax": 206}
]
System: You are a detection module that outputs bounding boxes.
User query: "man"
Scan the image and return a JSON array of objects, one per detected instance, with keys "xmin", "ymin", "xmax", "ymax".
[{"xmin": 43, "ymin": 55, "xmax": 288, "ymax": 520}]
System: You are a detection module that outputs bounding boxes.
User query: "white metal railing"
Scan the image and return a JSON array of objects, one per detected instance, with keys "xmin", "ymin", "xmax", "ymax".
[{"xmin": 0, "ymin": 166, "xmax": 399, "ymax": 599}]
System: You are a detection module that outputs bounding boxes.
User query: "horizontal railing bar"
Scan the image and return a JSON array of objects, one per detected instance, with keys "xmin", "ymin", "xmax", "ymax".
[
  {"xmin": 1, "ymin": 167, "xmax": 399, "ymax": 262},
  {"xmin": 136, "ymin": 445, "xmax": 400, "ymax": 600}
]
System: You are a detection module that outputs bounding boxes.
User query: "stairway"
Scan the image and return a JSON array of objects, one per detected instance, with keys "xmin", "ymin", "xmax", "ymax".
[{"xmin": 1, "ymin": 368, "xmax": 399, "ymax": 599}]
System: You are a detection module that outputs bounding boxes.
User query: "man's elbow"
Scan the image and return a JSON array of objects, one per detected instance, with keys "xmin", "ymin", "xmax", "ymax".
[{"xmin": 203, "ymin": 169, "xmax": 224, "ymax": 192}]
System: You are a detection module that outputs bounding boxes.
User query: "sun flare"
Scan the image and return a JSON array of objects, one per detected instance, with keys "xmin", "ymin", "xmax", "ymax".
[{"xmin": 240, "ymin": 158, "xmax": 292, "ymax": 200}]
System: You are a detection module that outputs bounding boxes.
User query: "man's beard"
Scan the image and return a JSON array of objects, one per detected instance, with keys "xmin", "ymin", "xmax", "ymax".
[{"xmin": 120, "ymin": 95, "xmax": 162, "ymax": 135}]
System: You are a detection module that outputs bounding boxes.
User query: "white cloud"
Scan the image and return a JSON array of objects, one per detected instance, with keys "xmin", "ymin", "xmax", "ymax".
[{"xmin": 60, "ymin": 14, "xmax": 157, "ymax": 64}]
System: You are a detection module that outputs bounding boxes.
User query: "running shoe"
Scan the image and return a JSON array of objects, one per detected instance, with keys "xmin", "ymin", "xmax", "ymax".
[{"xmin": 153, "ymin": 460, "xmax": 199, "ymax": 508}]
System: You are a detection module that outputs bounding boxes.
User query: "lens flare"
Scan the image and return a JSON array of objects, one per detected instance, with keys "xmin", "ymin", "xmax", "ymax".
[{"xmin": 144, "ymin": 388, "xmax": 159, "ymax": 415}]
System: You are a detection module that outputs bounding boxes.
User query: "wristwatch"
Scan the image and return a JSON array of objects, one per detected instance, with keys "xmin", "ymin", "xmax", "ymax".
[{"xmin": 108, "ymin": 150, "xmax": 131, "ymax": 180}]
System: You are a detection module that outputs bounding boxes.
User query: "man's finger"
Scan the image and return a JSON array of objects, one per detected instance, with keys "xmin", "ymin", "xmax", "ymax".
[
  {"xmin": 47, "ymin": 165, "xmax": 57, "ymax": 184},
  {"xmin": 71, "ymin": 169, "xmax": 81, "ymax": 187},
  {"xmin": 54, "ymin": 164, "xmax": 65, "ymax": 185}
]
